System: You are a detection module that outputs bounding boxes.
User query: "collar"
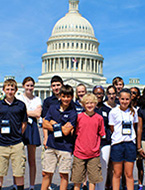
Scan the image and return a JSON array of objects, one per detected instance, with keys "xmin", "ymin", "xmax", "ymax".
[{"xmin": 2, "ymin": 97, "xmax": 18, "ymax": 105}]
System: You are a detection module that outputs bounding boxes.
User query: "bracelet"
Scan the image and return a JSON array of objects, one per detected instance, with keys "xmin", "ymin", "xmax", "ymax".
[{"xmin": 137, "ymin": 148, "xmax": 143, "ymax": 152}]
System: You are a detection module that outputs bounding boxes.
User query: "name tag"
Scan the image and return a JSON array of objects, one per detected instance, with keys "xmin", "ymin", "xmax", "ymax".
[
  {"xmin": 122, "ymin": 121, "xmax": 132, "ymax": 135},
  {"xmin": 1, "ymin": 120, "xmax": 11, "ymax": 134},
  {"xmin": 53, "ymin": 123, "xmax": 62, "ymax": 138},
  {"xmin": 28, "ymin": 117, "xmax": 33, "ymax": 124},
  {"xmin": 102, "ymin": 111, "xmax": 107, "ymax": 117},
  {"xmin": 1, "ymin": 127, "xmax": 10, "ymax": 134}
]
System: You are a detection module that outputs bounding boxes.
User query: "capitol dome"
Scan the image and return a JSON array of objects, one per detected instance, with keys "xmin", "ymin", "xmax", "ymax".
[
  {"xmin": 38, "ymin": 0, "xmax": 106, "ymax": 87},
  {"xmin": 52, "ymin": 10, "xmax": 95, "ymax": 37}
]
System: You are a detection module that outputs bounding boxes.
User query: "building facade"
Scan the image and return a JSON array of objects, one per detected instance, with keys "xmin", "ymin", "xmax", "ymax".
[{"xmin": 0, "ymin": 0, "xmax": 144, "ymax": 100}]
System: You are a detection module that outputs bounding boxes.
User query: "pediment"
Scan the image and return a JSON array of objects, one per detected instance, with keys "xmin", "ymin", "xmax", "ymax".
[{"xmin": 63, "ymin": 78, "xmax": 92, "ymax": 88}]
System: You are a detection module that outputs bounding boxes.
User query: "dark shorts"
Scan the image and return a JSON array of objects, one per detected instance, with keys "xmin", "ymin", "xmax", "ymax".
[{"xmin": 111, "ymin": 141, "xmax": 136, "ymax": 162}]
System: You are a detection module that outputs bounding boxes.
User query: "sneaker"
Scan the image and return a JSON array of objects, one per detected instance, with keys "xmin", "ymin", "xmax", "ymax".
[
  {"xmin": 48, "ymin": 187, "xmax": 53, "ymax": 190},
  {"xmin": 138, "ymin": 186, "xmax": 143, "ymax": 190}
]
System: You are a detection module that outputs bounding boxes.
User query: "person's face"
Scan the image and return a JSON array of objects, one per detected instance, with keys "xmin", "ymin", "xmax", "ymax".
[
  {"xmin": 119, "ymin": 92, "xmax": 131, "ymax": 111},
  {"xmin": 60, "ymin": 93, "xmax": 73, "ymax": 108},
  {"xmin": 3, "ymin": 85, "xmax": 17, "ymax": 100},
  {"xmin": 130, "ymin": 88, "xmax": 139, "ymax": 100},
  {"xmin": 23, "ymin": 80, "xmax": 34, "ymax": 95},
  {"xmin": 51, "ymin": 82, "xmax": 62, "ymax": 96},
  {"xmin": 93, "ymin": 88, "xmax": 104, "ymax": 103},
  {"xmin": 83, "ymin": 97, "xmax": 97, "ymax": 114},
  {"xmin": 76, "ymin": 86, "xmax": 86, "ymax": 101},
  {"xmin": 114, "ymin": 81, "xmax": 124, "ymax": 94},
  {"xmin": 107, "ymin": 88, "xmax": 116, "ymax": 103}
]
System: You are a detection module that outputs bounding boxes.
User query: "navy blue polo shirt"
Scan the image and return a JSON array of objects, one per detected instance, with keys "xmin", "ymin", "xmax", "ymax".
[
  {"xmin": 0, "ymin": 98, "xmax": 27, "ymax": 146},
  {"xmin": 94, "ymin": 104, "xmax": 111, "ymax": 146},
  {"xmin": 45, "ymin": 102, "xmax": 77, "ymax": 152},
  {"xmin": 42, "ymin": 94, "xmax": 60, "ymax": 118},
  {"xmin": 74, "ymin": 100, "xmax": 85, "ymax": 114},
  {"xmin": 138, "ymin": 108, "xmax": 145, "ymax": 141}
]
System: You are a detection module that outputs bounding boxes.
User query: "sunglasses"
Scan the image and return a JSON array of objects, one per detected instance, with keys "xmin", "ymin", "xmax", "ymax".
[{"xmin": 131, "ymin": 91, "xmax": 137, "ymax": 95}]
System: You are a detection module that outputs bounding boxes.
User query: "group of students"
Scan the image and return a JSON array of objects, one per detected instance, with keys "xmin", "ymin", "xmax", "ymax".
[{"xmin": 0, "ymin": 75, "xmax": 145, "ymax": 190}]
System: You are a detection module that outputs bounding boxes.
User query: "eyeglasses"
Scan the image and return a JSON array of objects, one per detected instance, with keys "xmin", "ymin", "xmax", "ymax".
[
  {"xmin": 131, "ymin": 91, "xmax": 137, "ymax": 95},
  {"xmin": 94, "ymin": 93, "xmax": 104, "ymax": 96}
]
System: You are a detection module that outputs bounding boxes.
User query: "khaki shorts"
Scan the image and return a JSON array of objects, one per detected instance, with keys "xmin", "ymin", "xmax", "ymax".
[
  {"xmin": 71, "ymin": 156, "xmax": 103, "ymax": 184},
  {"xmin": 42, "ymin": 147, "xmax": 72, "ymax": 174},
  {"xmin": 0, "ymin": 142, "xmax": 26, "ymax": 177}
]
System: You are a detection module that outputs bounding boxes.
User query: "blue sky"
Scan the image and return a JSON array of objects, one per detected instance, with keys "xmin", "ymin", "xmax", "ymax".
[{"xmin": 0, "ymin": 0, "xmax": 145, "ymax": 85}]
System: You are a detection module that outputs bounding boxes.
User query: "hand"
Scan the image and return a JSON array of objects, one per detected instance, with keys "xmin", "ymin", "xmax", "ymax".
[
  {"xmin": 50, "ymin": 120, "xmax": 57, "ymax": 125},
  {"xmin": 64, "ymin": 122, "xmax": 72, "ymax": 128},
  {"xmin": 138, "ymin": 148, "xmax": 145, "ymax": 158},
  {"xmin": 43, "ymin": 137, "xmax": 48, "ymax": 149}
]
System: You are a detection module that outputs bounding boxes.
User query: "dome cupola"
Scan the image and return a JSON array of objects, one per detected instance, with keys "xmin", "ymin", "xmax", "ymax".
[{"xmin": 51, "ymin": 0, "xmax": 95, "ymax": 37}]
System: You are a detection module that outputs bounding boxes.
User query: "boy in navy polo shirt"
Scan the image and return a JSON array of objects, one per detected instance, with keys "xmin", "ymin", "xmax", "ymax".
[
  {"xmin": 41, "ymin": 84, "xmax": 77, "ymax": 190},
  {"xmin": 42, "ymin": 75, "xmax": 63, "ymax": 150},
  {"xmin": 0, "ymin": 79, "xmax": 27, "ymax": 190}
]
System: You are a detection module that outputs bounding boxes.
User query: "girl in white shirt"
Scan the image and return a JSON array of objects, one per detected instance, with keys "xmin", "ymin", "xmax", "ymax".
[
  {"xmin": 109, "ymin": 88, "xmax": 138, "ymax": 190},
  {"xmin": 17, "ymin": 76, "xmax": 42, "ymax": 190}
]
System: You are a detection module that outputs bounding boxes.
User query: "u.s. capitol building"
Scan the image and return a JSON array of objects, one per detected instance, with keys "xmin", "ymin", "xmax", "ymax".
[{"xmin": 0, "ymin": 0, "xmax": 144, "ymax": 100}]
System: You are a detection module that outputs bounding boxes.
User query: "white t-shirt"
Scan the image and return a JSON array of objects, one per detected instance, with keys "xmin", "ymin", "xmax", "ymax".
[
  {"xmin": 109, "ymin": 106, "xmax": 138, "ymax": 145},
  {"xmin": 17, "ymin": 94, "xmax": 42, "ymax": 111}
]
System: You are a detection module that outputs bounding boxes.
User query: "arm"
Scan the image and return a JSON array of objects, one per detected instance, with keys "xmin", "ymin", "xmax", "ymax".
[
  {"xmin": 62, "ymin": 122, "xmax": 74, "ymax": 136},
  {"xmin": 22, "ymin": 122, "xmax": 27, "ymax": 134},
  {"xmin": 27, "ymin": 105, "xmax": 42, "ymax": 119},
  {"xmin": 42, "ymin": 119, "xmax": 54, "ymax": 132},
  {"xmin": 42, "ymin": 118, "xmax": 57, "ymax": 148},
  {"xmin": 110, "ymin": 125, "xmax": 114, "ymax": 133},
  {"xmin": 137, "ymin": 117, "xmax": 145, "ymax": 157}
]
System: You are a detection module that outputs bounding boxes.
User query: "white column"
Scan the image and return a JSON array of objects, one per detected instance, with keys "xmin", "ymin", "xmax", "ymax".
[
  {"xmin": 74, "ymin": 59, "xmax": 76, "ymax": 71},
  {"xmin": 78, "ymin": 58, "xmax": 81, "ymax": 71},
  {"xmin": 101, "ymin": 62, "xmax": 103, "ymax": 74},
  {"xmin": 50, "ymin": 59, "xmax": 52, "ymax": 71},
  {"xmin": 58, "ymin": 58, "xmax": 61, "ymax": 71},
  {"xmin": 63, "ymin": 58, "xmax": 66, "ymax": 71},
  {"xmin": 44, "ymin": 91, "xmax": 47, "ymax": 99},
  {"xmin": 69, "ymin": 57, "xmax": 71, "ymax": 70},
  {"xmin": 90, "ymin": 59, "xmax": 92, "ymax": 72},
  {"xmin": 42, "ymin": 60, "xmax": 45, "ymax": 73},
  {"xmin": 93, "ymin": 59, "xmax": 96, "ymax": 72},
  {"xmin": 97, "ymin": 60, "xmax": 99, "ymax": 73},
  {"xmin": 38, "ymin": 91, "xmax": 41, "ymax": 99}
]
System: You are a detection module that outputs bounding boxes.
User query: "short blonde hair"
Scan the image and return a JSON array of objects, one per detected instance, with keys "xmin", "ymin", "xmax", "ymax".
[
  {"xmin": 3, "ymin": 79, "xmax": 18, "ymax": 91},
  {"xmin": 81, "ymin": 93, "xmax": 98, "ymax": 104}
]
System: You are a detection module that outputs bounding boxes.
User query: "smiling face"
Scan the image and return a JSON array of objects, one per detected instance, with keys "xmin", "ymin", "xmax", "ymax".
[
  {"xmin": 76, "ymin": 85, "xmax": 86, "ymax": 101},
  {"xmin": 114, "ymin": 81, "xmax": 124, "ymax": 94},
  {"xmin": 93, "ymin": 87, "xmax": 104, "ymax": 103},
  {"xmin": 83, "ymin": 97, "xmax": 97, "ymax": 115},
  {"xmin": 60, "ymin": 93, "xmax": 73, "ymax": 109},
  {"xmin": 23, "ymin": 80, "xmax": 34, "ymax": 96},
  {"xmin": 51, "ymin": 82, "xmax": 62, "ymax": 96},
  {"xmin": 107, "ymin": 87, "xmax": 116, "ymax": 104},
  {"xmin": 4, "ymin": 85, "xmax": 17, "ymax": 101},
  {"xmin": 119, "ymin": 92, "xmax": 131, "ymax": 111},
  {"xmin": 130, "ymin": 87, "xmax": 139, "ymax": 100}
]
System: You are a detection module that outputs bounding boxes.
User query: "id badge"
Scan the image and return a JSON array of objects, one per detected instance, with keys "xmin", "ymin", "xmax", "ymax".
[
  {"xmin": 53, "ymin": 123, "xmax": 62, "ymax": 138},
  {"xmin": 122, "ymin": 121, "xmax": 132, "ymax": 135},
  {"xmin": 1, "ymin": 127, "xmax": 10, "ymax": 134},
  {"xmin": 28, "ymin": 117, "xmax": 33, "ymax": 124},
  {"xmin": 1, "ymin": 120, "xmax": 11, "ymax": 134}
]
